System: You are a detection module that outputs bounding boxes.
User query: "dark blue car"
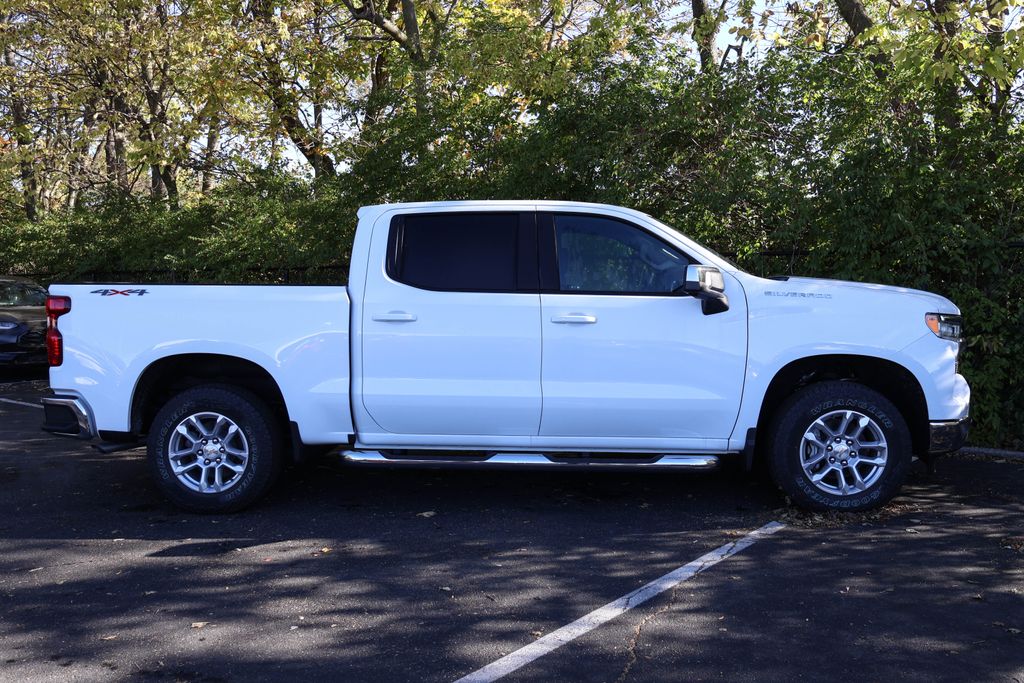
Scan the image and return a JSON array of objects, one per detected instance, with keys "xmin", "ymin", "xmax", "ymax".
[{"xmin": 0, "ymin": 277, "xmax": 47, "ymax": 366}]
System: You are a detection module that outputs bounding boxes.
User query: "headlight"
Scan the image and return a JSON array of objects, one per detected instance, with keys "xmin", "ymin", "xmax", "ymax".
[{"xmin": 925, "ymin": 313, "xmax": 963, "ymax": 342}]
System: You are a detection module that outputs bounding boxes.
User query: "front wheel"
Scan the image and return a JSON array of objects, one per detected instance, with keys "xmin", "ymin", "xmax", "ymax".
[
  {"xmin": 147, "ymin": 384, "xmax": 283, "ymax": 513},
  {"xmin": 767, "ymin": 381, "xmax": 912, "ymax": 512}
]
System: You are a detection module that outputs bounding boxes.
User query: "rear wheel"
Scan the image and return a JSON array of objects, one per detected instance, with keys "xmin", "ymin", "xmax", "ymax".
[
  {"xmin": 147, "ymin": 384, "xmax": 282, "ymax": 513},
  {"xmin": 767, "ymin": 381, "xmax": 911, "ymax": 512}
]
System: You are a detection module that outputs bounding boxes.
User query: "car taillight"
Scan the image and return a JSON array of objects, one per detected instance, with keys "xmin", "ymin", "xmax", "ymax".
[{"xmin": 46, "ymin": 295, "xmax": 71, "ymax": 367}]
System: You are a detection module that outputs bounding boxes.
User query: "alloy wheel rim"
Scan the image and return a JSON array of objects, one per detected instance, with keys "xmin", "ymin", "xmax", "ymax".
[
  {"xmin": 799, "ymin": 409, "xmax": 888, "ymax": 496},
  {"xmin": 167, "ymin": 412, "xmax": 250, "ymax": 494}
]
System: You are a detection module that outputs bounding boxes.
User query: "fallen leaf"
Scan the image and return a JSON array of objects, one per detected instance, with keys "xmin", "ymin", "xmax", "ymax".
[
  {"xmin": 190, "ymin": 622, "xmax": 209, "ymax": 629},
  {"xmin": 320, "ymin": 547, "xmax": 332, "ymax": 553},
  {"xmin": 530, "ymin": 630, "xmax": 543, "ymax": 638},
  {"xmin": 99, "ymin": 635, "xmax": 118, "ymax": 641},
  {"xmin": 999, "ymin": 537, "xmax": 1024, "ymax": 552}
]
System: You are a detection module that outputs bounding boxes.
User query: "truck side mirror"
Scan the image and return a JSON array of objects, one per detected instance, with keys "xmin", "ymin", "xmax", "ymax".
[{"xmin": 683, "ymin": 265, "xmax": 730, "ymax": 315}]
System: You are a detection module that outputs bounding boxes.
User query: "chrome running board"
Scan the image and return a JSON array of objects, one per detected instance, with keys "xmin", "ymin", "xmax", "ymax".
[{"xmin": 341, "ymin": 451, "xmax": 719, "ymax": 470}]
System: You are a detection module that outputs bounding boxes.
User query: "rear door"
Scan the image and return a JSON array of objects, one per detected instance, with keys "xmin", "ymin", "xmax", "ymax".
[
  {"xmin": 359, "ymin": 211, "xmax": 542, "ymax": 437},
  {"xmin": 538, "ymin": 212, "xmax": 747, "ymax": 446}
]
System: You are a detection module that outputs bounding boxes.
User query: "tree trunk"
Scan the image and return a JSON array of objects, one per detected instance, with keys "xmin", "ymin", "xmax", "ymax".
[
  {"xmin": 929, "ymin": 0, "xmax": 962, "ymax": 163},
  {"xmin": 366, "ymin": 49, "xmax": 390, "ymax": 126},
  {"xmin": 4, "ymin": 46, "xmax": 39, "ymax": 221},
  {"xmin": 150, "ymin": 164, "xmax": 166, "ymax": 200},
  {"xmin": 201, "ymin": 115, "xmax": 221, "ymax": 194},
  {"xmin": 160, "ymin": 165, "xmax": 178, "ymax": 208},
  {"xmin": 690, "ymin": 0, "xmax": 717, "ymax": 72},
  {"xmin": 252, "ymin": 0, "xmax": 336, "ymax": 177},
  {"xmin": 278, "ymin": 108, "xmax": 337, "ymax": 177},
  {"xmin": 834, "ymin": 0, "xmax": 874, "ymax": 36},
  {"xmin": 109, "ymin": 92, "xmax": 132, "ymax": 191},
  {"xmin": 365, "ymin": 0, "xmax": 400, "ymax": 127}
]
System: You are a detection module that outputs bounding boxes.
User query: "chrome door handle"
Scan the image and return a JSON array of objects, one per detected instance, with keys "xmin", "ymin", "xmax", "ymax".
[
  {"xmin": 550, "ymin": 314, "xmax": 597, "ymax": 324},
  {"xmin": 372, "ymin": 312, "xmax": 417, "ymax": 322}
]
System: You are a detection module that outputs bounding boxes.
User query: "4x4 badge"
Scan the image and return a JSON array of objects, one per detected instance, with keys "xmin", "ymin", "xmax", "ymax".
[{"xmin": 90, "ymin": 289, "xmax": 148, "ymax": 296}]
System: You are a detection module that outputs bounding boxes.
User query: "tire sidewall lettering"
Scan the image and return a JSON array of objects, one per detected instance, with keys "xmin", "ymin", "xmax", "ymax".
[
  {"xmin": 770, "ymin": 381, "xmax": 912, "ymax": 512},
  {"xmin": 810, "ymin": 398, "xmax": 893, "ymax": 429},
  {"xmin": 146, "ymin": 385, "xmax": 280, "ymax": 513}
]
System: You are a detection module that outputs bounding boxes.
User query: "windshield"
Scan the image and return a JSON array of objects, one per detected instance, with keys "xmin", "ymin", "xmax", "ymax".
[{"xmin": 0, "ymin": 282, "xmax": 47, "ymax": 307}]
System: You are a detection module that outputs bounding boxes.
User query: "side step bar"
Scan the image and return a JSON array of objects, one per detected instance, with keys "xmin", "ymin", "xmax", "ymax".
[{"xmin": 341, "ymin": 451, "xmax": 719, "ymax": 470}]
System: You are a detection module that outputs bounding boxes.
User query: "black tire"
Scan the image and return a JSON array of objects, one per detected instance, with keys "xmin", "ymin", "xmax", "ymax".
[
  {"xmin": 767, "ymin": 381, "xmax": 912, "ymax": 512},
  {"xmin": 147, "ymin": 384, "xmax": 283, "ymax": 513}
]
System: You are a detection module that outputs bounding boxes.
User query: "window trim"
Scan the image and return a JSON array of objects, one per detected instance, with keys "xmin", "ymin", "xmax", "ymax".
[
  {"xmin": 386, "ymin": 211, "xmax": 539, "ymax": 294},
  {"xmin": 538, "ymin": 212, "xmax": 696, "ymax": 296}
]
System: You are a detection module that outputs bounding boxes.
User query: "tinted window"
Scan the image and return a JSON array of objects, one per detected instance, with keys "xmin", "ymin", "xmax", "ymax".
[
  {"xmin": 392, "ymin": 213, "xmax": 519, "ymax": 291},
  {"xmin": 553, "ymin": 215, "xmax": 690, "ymax": 293},
  {"xmin": 0, "ymin": 283, "xmax": 46, "ymax": 307}
]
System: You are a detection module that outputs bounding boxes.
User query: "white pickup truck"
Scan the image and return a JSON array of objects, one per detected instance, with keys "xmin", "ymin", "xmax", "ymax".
[{"xmin": 42, "ymin": 201, "xmax": 970, "ymax": 513}]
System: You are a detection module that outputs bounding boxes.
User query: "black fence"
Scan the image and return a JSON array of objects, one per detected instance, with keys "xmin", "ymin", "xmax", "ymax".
[{"xmin": 17, "ymin": 265, "xmax": 350, "ymax": 286}]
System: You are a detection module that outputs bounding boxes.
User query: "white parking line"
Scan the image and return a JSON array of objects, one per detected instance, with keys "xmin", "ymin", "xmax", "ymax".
[
  {"xmin": 454, "ymin": 521, "xmax": 786, "ymax": 683},
  {"xmin": 0, "ymin": 397, "xmax": 43, "ymax": 410}
]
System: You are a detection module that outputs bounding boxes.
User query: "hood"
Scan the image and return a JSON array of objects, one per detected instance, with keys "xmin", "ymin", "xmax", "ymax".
[{"xmin": 777, "ymin": 276, "xmax": 960, "ymax": 314}]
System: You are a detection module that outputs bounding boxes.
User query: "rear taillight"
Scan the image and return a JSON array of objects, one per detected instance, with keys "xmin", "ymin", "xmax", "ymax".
[{"xmin": 46, "ymin": 295, "xmax": 71, "ymax": 367}]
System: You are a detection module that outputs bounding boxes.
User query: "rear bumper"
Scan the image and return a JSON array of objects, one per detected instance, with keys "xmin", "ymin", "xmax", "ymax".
[
  {"xmin": 928, "ymin": 416, "xmax": 970, "ymax": 454},
  {"xmin": 42, "ymin": 395, "xmax": 96, "ymax": 439}
]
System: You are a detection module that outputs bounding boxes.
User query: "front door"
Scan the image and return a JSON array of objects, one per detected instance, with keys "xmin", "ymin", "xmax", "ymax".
[{"xmin": 538, "ymin": 212, "xmax": 747, "ymax": 446}]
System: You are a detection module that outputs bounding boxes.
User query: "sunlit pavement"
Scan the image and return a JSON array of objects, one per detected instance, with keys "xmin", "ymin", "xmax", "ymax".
[{"xmin": 1, "ymin": 372, "xmax": 1021, "ymax": 682}]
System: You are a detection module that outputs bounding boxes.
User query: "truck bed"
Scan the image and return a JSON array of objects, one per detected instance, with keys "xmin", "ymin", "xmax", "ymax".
[{"xmin": 48, "ymin": 284, "xmax": 353, "ymax": 444}]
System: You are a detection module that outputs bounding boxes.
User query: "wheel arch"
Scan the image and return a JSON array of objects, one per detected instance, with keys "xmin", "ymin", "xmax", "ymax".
[
  {"xmin": 754, "ymin": 354, "xmax": 930, "ymax": 458},
  {"xmin": 131, "ymin": 353, "xmax": 289, "ymax": 439}
]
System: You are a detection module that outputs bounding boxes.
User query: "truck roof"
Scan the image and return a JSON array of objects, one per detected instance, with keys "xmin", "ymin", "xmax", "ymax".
[{"xmin": 358, "ymin": 200, "xmax": 654, "ymax": 220}]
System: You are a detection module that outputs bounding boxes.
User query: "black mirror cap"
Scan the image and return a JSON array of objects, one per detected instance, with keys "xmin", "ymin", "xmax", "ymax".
[{"xmin": 701, "ymin": 294, "xmax": 729, "ymax": 315}]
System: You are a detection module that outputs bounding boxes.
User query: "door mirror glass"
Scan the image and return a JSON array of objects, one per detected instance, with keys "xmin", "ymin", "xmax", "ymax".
[{"xmin": 682, "ymin": 265, "xmax": 729, "ymax": 315}]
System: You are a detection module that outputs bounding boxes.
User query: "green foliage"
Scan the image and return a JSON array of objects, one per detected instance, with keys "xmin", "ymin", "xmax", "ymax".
[{"xmin": 0, "ymin": 172, "xmax": 355, "ymax": 284}]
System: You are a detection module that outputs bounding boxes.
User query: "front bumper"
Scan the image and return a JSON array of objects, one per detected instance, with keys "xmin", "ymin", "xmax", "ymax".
[
  {"xmin": 42, "ymin": 395, "xmax": 96, "ymax": 439},
  {"xmin": 928, "ymin": 416, "xmax": 970, "ymax": 454},
  {"xmin": 1, "ymin": 326, "xmax": 45, "ymax": 364}
]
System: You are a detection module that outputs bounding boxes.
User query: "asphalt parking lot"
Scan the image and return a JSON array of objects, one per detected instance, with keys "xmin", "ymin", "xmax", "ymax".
[{"xmin": 1, "ymin": 370, "xmax": 1023, "ymax": 682}]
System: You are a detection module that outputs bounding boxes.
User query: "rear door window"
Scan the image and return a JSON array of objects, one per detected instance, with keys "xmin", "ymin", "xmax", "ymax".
[{"xmin": 388, "ymin": 213, "xmax": 535, "ymax": 292}]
